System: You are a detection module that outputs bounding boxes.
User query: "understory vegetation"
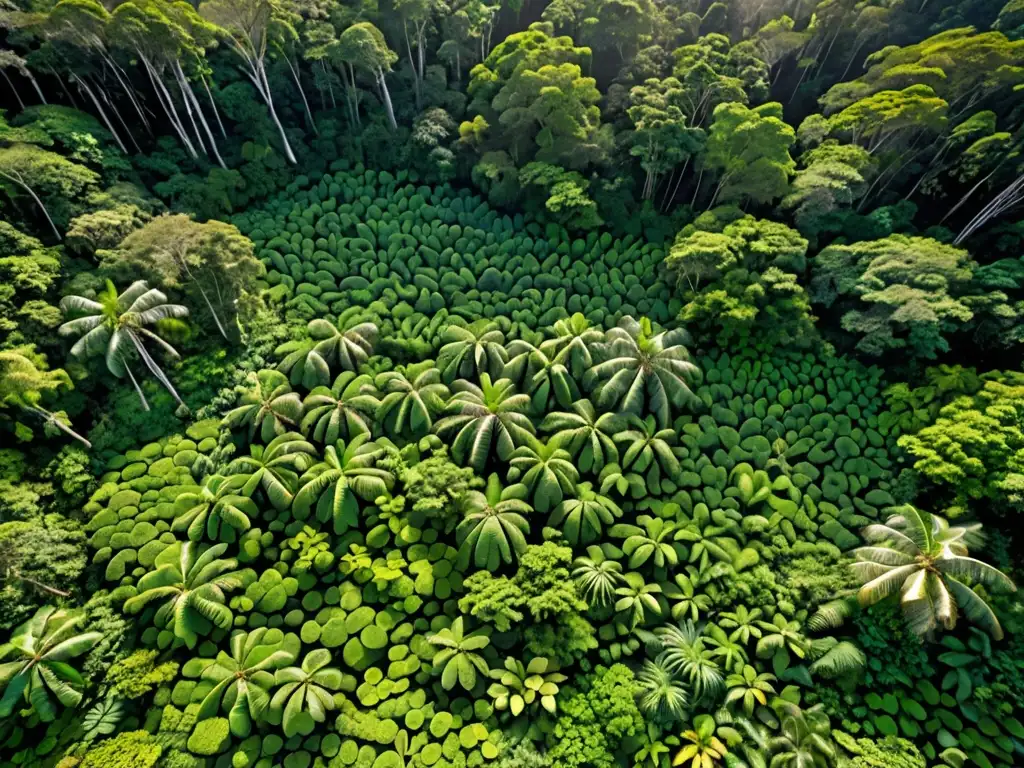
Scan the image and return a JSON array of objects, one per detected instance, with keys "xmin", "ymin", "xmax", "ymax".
[{"xmin": 1, "ymin": 1, "xmax": 1024, "ymax": 768}]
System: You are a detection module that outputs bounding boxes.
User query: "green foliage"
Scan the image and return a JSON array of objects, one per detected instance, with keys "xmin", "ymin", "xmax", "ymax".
[{"xmin": 106, "ymin": 650, "xmax": 179, "ymax": 699}]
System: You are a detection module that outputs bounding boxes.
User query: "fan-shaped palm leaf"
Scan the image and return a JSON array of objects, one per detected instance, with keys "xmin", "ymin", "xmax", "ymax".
[
  {"xmin": 427, "ymin": 617, "xmax": 491, "ymax": 692},
  {"xmin": 293, "ymin": 435, "xmax": 393, "ymax": 533},
  {"xmin": 584, "ymin": 316, "xmax": 700, "ymax": 427},
  {"xmin": 122, "ymin": 542, "xmax": 243, "ymax": 649},
  {"xmin": 539, "ymin": 312, "xmax": 604, "ymax": 381},
  {"xmin": 434, "ymin": 373, "xmax": 535, "ymax": 472},
  {"xmin": 456, "ymin": 474, "xmax": 532, "ymax": 571},
  {"xmin": 572, "ymin": 546, "xmax": 626, "ymax": 607},
  {"xmin": 300, "ymin": 371, "xmax": 377, "ymax": 443},
  {"xmin": 373, "ymin": 360, "xmax": 449, "ymax": 436},
  {"xmin": 225, "ymin": 432, "xmax": 317, "ymax": 511},
  {"xmin": 549, "ymin": 481, "xmax": 622, "ymax": 546},
  {"xmin": 539, "ymin": 399, "xmax": 622, "ymax": 473},
  {"xmin": 224, "ymin": 369, "xmax": 304, "ymax": 443},
  {"xmin": 276, "ymin": 311, "xmax": 377, "ymax": 388},
  {"xmin": 0, "ymin": 606, "xmax": 101, "ymax": 721},
  {"xmin": 851, "ymin": 505, "xmax": 1015, "ymax": 639},
  {"xmin": 436, "ymin": 320, "xmax": 508, "ymax": 383},
  {"xmin": 507, "ymin": 437, "xmax": 579, "ymax": 513},
  {"xmin": 173, "ymin": 474, "xmax": 258, "ymax": 543},
  {"xmin": 270, "ymin": 648, "xmax": 343, "ymax": 737},
  {"xmin": 636, "ymin": 657, "xmax": 689, "ymax": 723},
  {"xmin": 503, "ymin": 339, "xmax": 579, "ymax": 413}
]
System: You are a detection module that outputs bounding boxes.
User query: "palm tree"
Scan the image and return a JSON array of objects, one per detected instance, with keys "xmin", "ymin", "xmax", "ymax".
[
  {"xmin": 436, "ymin": 319, "xmax": 508, "ymax": 383},
  {"xmin": 539, "ymin": 399, "xmax": 622, "ymax": 473},
  {"xmin": 0, "ymin": 606, "xmax": 101, "ymax": 721},
  {"xmin": 270, "ymin": 648, "xmax": 343, "ymax": 737},
  {"xmin": 292, "ymin": 435, "xmax": 393, "ymax": 533},
  {"xmin": 427, "ymin": 617, "xmax": 491, "ymax": 691},
  {"xmin": 300, "ymin": 371, "xmax": 377, "ymax": 443},
  {"xmin": 173, "ymin": 474, "xmax": 258, "ymax": 542},
  {"xmin": 0, "ymin": 348, "xmax": 90, "ymax": 447},
  {"xmin": 122, "ymin": 542, "xmax": 243, "ymax": 648},
  {"xmin": 655, "ymin": 621, "xmax": 724, "ymax": 705},
  {"xmin": 636, "ymin": 657, "xmax": 689, "ymax": 722},
  {"xmin": 507, "ymin": 437, "xmax": 579, "ymax": 513},
  {"xmin": 611, "ymin": 515, "xmax": 684, "ymax": 572},
  {"xmin": 584, "ymin": 316, "xmax": 700, "ymax": 427},
  {"xmin": 767, "ymin": 704, "xmax": 837, "ymax": 768},
  {"xmin": 372, "ymin": 360, "xmax": 449, "ymax": 436},
  {"xmin": 502, "ymin": 339, "xmax": 579, "ymax": 413},
  {"xmin": 58, "ymin": 280, "xmax": 190, "ymax": 410},
  {"xmin": 851, "ymin": 505, "xmax": 1016, "ymax": 639},
  {"xmin": 434, "ymin": 374, "xmax": 535, "ymax": 472},
  {"xmin": 755, "ymin": 613, "xmax": 809, "ymax": 662},
  {"xmin": 675, "ymin": 715, "xmax": 728, "ymax": 768},
  {"xmin": 199, "ymin": 628, "xmax": 297, "ymax": 737},
  {"xmin": 539, "ymin": 312, "xmax": 604, "ymax": 381},
  {"xmin": 456, "ymin": 474, "xmax": 532, "ymax": 571},
  {"xmin": 617, "ymin": 415, "xmax": 682, "ymax": 490},
  {"xmin": 572, "ymin": 546, "xmax": 626, "ymax": 607},
  {"xmin": 224, "ymin": 369, "xmax": 304, "ymax": 443},
  {"xmin": 549, "ymin": 482, "xmax": 623, "ymax": 546},
  {"xmin": 225, "ymin": 432, "xmax": 318, "ymax": 511},
  {"xmin": 276, "ymin": 312, "xmax": 377, "ymax": 388}
]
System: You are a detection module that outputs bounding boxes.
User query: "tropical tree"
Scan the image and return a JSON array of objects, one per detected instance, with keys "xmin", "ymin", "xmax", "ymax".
[
  {"xmin": 434, "ymin": 374, "xmax": 535, "ymax": 472},
  {"xmin": 549, "ymin": 482, "xmax": 622, "ymax": 546},
  {"xmin": 487, "ymin": 656, "xmax": 566, "ymax": 717},
  {"xmin": 571, "ymin": 546, "xmax": 626, "ymax": 607},
  {"xmin": 539, "ymin": 399, "xmax": 622, "ymax": 473},
  {"xmin": 584, "ymin": 316, "xmax": 700, "ymax": 427},
  {"xmin": 198, "ymin": 628, "xmax": 297, "ymax": 737},
  {"xmin": 224, "ymin": 369, "xmax": 304, "ymax": 443},
  {"xmin": 0, "ymin": 347, "xmax": 89, "ymax": 447},
  {"xmin": 719, "ymin": 606, "xmax": 763, "ymax": 644},
  {"xmin": 436, "ymin": 320, "xmax": 508, "ymax": 383},
  {"xmin": 610, "ymin": 515, "xmax": 684, "ymax": 572},
  {"xmin": 617, "ymin": 414, "xmax": 682, "ymax": 491},
  {"xmin": 292, "ymin": 436, "xmax": 393, "ymax": 533},
  {"xmin": 58, "ymin": 280, "xmax": 190, "ymax": 409},
  {"xmin": 270, "ymin": 648, "xmax": 343, "ymax": 737},
  {"xmin": 173, "ymin": 474, "xmax": 258, "ymax": 543},
  {"xmin": 851, "ymin": 505, "xmax": 1016, "ymax": 639},
  {"xmin": 663, "ymin": 570, "xmax": 711, "ymax": 623},
  {"xmin": 0, "ymin": 606, "xmax": 101, "ymax": 721},
  {"xmin": 655, "ymin": 621, "xmax": 724, "ymax": 705},
  {"xmin": 336, "ymin": 22, "xmax": 400, "ymax": 129},
  {"xmin": 122, "ymin": 542, "xmax": 243, "ymax": 648},
  {"xmin": 225, "ymin": 432, "xmax": 318, "ymax": 511},
  {"xmin": 755, "ymin": 613, "xmax": 809, "ymax": 663},
  {"xmin": 502, "ymin": 339, "xmax": 578, "ymax": 413},
  {"xmin": 767, "ymin": 704, "xmax": 837, "ymax": 768},
  {"xmin": 373, "ymin": 361, "xmax": 449, "ymax": 436},
  {"xmin": 539, "ymin": 312, "xmax": 604, "ymax": 380},
  {"xmin": 426, "ymin": 617, "xmax": 491, "ymax": 691},
  {"xmin": 300, "ymin": 371, "xmax": 377, "ymax": 443},
  {"xmin": 636, "ymin": 657, "xmax": 689, "ymax": 723},
  {"xmin": 276, "ymin": 314, "xmax": 377, "ymax": 388},
  {"xmin": 506, "ymin": 437, "xmax": 579, "ymax": 513},
  {"xmin": 456, "ymin": 473, "xmax": 532, "ymax": 571}
]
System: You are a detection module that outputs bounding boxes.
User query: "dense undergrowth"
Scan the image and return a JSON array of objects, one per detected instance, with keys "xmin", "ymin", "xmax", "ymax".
[{"xmin": 2, "ymin": 1, "xmax": 1024, "ymax": 768}]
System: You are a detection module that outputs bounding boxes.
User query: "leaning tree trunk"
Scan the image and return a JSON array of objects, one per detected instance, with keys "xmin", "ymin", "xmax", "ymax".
[
  {"xmin": 172, "ymin": 60, "xmax": 226, "ymax": 168},
  {"xmin": 376, "ymin": 68, "xmax": 398, "ymax": 130},
  {"xmin": 250, "ymin": 59, "xmax": 297, "ymax": 164},
  {"xmin": 0, "ymin": 169, "xmax": 62, "ymax": 240},
  {"xmin": 0, "ymin": 69, "xmax": 25, "ymax": 110}
]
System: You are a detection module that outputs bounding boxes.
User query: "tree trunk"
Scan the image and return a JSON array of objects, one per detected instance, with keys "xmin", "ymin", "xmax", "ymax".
[
  {"xmin": 142, "ymin": 55, "xmax": 199, "ymax": 158},
  {"xmin": 0, "ymin": 69, "xmax": 25, "ymax": 110},
  {"xmin": 174, "ymin": 61, "xmax": 226, "ymax": 168},
  {"xmin": 404, "ymin": 23, "xmax": 421, "ymax": 110},
  {"xmin": 27, "ymin": 406, "xmax": 91, "ymax": 448},
  {"xmin": 0, "ymin": 170, "xmax": 61, "ymax": 240},
  {"xmin": 76, "ymin": 72, "xmax": 131, "ymax": 154},
  {"xmin": 377, "ymin": 69, "xmax": 398, "ymax": 130},
  {"xmin": 122, "ymin": 358, "xmax": 150, "ymax": 411},
  {"xmin": 252, "ymin": 60, "xmax": 298, "ymax": 164},
  {"xmin": 98, "ymin": 82, "xmax": 142, "ymax": 153},
  {"xmin": 199, "ymin": 69, "xmax": 228, "ymax": 139},
  {"xmin": 284, "ymin": 55, "xmax": 318, "ymax": 135}
]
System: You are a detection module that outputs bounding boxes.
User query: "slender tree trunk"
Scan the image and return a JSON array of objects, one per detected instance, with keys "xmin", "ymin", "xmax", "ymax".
[
  {"xmin": 941, "ymin": 167, "xmax": 1000, "ymax": 224},
  {"xmin": 98, "ymin": 82, "xmax": 142, "ymax": 153},
  {"xmin": 284, "ymin": 56, "xmax": 317, "ymax": 135},
  {"xmin": 26, "ymin": 71, "xmax": 46, "ymax": 105},
  {"xmin": 122, "ymin": 358, "xmax": 150, "ymax": 411},
  {"xmin": 142, "ymin": 55, "xmax": 199, "ymax": 158},
  {"xmin": 178, "ymin": 65, "xmax": 227, "ymax": 169},
  {"xmin": 26, "ymin": 406, "xmax": 91, "ymax": 448},
  {"xmin": 103, "ymin": 53, "xmax": 151, "ymax": 133},
  {"xmin": 5, "ymin": 568, "xmax": 72, "ymax": 597},
  {"xmin": 51, "ymin": 68, "xmax": 78, "ymax": 108},
  {"xmin": 129, "ymin": 332, "xmax": 187, "ymax": 409},
  {"xmin": 0, "ymin": 69, "xmax": 25, "ymax": 110},
  {"xmin": 403, "ymin": 23, "xmax": 421, "ymax": 110},
  {"xmin": 199, "ymin": 69, "xmax": 227, "ymax": 139},
  {"xmin": 662, "ymin": 157, "xmax": 690, "ymax": 212},
  {"xmin": 0, "ymin": 170, "xmax": 61, "ymax": 240},
  {"xmin": 249, "ymin": 59, "xmax": 297, "ymax": 164},
  {"xmin": 376, "ymin": 69, "xmax": 398, "ymax": 130}
]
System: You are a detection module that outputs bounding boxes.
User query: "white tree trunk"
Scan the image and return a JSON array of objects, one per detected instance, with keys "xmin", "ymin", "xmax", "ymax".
[
  {"xmin": 377, "ymin": 68, "xmax": 398, "ymax": 130},
  {"xmin": 73, "ymin": 76, "xmax": 128, "ymax": 153},
  {"xmin": 0, "ymin": 170, "xmax": 61, "ymax": 240}
]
